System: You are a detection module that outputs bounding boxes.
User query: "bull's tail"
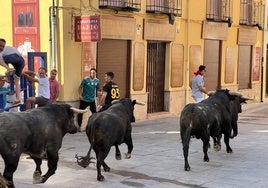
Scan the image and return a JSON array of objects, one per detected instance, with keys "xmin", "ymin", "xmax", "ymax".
[{"xmin": 75, "ymin": 145, "xmax": 95, "ymax": 168}]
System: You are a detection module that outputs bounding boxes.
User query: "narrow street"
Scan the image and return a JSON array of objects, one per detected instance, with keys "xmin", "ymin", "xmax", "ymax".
[{"xmin": 1, "ymin": 102, "xmax": 268, "ymax": 188}]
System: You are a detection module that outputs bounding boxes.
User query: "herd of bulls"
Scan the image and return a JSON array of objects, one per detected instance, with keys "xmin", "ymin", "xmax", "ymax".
[{"xmin": 0, "ymin": 90, "xmax": 249, "ymax": 188}]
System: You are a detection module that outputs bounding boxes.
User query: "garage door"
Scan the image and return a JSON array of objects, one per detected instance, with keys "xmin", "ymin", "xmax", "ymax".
[
  {"xmin": 97, "ymin": 39, "xmax": 130, "ymax": 98},
  {"xmin": 204, "ymin": 39, "xmax": 221, "ymax": 91}
]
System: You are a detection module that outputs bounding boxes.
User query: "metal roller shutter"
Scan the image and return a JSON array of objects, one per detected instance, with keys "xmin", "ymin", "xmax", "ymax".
[{"xmin": 97, "ymin": 39, "xmax": 130, "ymax": 99}]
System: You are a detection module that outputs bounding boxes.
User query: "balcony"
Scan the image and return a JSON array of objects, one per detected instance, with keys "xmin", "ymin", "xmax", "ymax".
[
  {"xmin": 239, "ymin": 0, "xmax": 264, "ymax": 30},
  {"xmin": 206, "ymin": 0, "xmax": 233, "ymax": 27},
  {"xmin": 146, "ymin": 0, "xmax": 182, "ymax": 17},
  {"xmin": 99, "ymin": 0, "xmax": 141, "ymax": 12}
]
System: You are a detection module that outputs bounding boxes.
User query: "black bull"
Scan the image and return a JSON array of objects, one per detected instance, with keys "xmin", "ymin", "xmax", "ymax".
[
  {"xmin": 180, "ymin": 89, "xmax": 249, "ymax": 171},
  {"xmin": 0, "ymin": 104, "xmax": 88, "ymax": 188},
  {"xmin": 76, "ymin": 98, "xmax": 144, "ymax": 181}
]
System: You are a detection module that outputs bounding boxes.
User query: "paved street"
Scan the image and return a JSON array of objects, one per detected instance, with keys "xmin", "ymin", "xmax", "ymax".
[{"xmin": 1, "ymin": 102, "xmax": 268, "ymax": 188}]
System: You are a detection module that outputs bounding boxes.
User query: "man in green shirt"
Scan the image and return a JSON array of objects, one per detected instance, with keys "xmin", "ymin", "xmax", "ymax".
[{"xmin": 77, "ymin": 68, "xmax": 100, "ymax": 131}]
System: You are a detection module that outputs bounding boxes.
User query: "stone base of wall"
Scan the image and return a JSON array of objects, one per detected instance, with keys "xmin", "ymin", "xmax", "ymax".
[
  {"xmin": 165, "ymin": 90, "xmax": 186, "ymax": 115},
  {"xmin": 130, "ymin": 93, "xmax": 148, "ymax": 120}
]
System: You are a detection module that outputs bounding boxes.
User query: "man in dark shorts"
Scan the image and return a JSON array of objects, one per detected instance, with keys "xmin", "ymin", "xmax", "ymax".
[
  {"xmin": 0, "ymin": 38, "xmax": 25, "ymax": 105},
  {"xmin": 23, "ymin": 67, "xmax": 50, "ymax": 109},
  {"xmin": 77, "ymin": 67, "xmax": 100, "ymax": 130},
  {"xmin": 98, "ymin": 72, "xmax": 120, "ymax": 112}
]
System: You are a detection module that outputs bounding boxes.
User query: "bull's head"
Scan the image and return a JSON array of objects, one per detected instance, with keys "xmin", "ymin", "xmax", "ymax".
[
  {"xmin": 112, "ymin": 99, "xmax": 145, "ymax": 123},
  {"xmin": 130, "ymin": 100, "xmax": 145, "ymax": 122},
  {"xmin": 229, "ymin": 91, "xmax": 251, "ymax": 113},
  {"xmin": 228, "ymin": 92, "xmax": 251, "ymax": 138}
]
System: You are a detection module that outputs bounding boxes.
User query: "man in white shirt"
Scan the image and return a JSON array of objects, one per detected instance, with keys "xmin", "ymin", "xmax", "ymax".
[
  {"xmin": 0, "ymin": 38, "xmax": 25, "ymax": 105},
  {"xmin": 23, "ymin": 67, "xmax": 50, "ymax": 110},
  {"xmin": 190, "ymin": 65, "xmax": 207, "ymax": 103}
]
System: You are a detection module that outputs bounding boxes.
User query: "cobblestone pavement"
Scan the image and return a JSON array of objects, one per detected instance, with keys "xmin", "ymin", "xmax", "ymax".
[{"xmin": 1, "ymin": 102, "xmax": 268, "ymax": 188}]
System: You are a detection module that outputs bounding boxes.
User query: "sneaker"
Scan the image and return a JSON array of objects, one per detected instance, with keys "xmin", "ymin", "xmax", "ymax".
[{"xmin": 12, "ymin": 100, "xmax": 22, "ymax": 106}]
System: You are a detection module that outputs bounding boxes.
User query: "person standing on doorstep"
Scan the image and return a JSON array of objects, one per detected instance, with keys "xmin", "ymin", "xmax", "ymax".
[
  {"xmin": 4, "ymin": 76, "xmax": 19, "ymax": 112},
  {"xmin": 0, "ymin": 38, "xmax": 25, "ymax": 106},
  {"xmin": 49, "ymin": 69, "xmax": 60, "ymax": 103},
  {"xmin": 0, "ymin": 75, "xmax": 8, "ymax": 109},
  {"xmin": 98, "ymin": 71, "xmax": 120, "ymax": 112},
  {"xmin": 190, "ymin": 65, "xmax": 207, "ymax": 103},
  {"xmin": 77, "ymin": 68, "xmax": 100, "ymax": 131},
  {"xmin": 23, "ymin": 67, "xmax": 50, "ymax": 110}
]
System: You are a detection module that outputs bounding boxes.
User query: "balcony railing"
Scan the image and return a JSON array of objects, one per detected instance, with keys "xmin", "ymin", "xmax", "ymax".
[
  {"xmin": 206, "ymin": 0, "xmax": 233, "ymax": 26},
  {"xmin": 146, "ymin": 0, "xmax": 182, "ymax": 17},
  {"xmin": 240, "ymin": 0, "xmax": 264, "ymax": 30},
  {"xmin": 99, "ymin": 0, "xmax": 141, "ymax": 11}
]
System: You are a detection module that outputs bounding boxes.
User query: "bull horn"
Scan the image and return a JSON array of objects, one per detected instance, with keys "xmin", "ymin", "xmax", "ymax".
[
  {"xmin": 241, "ymin": 97, "xmax": 253, "ymax": 100},
  {"xmin": 229, "ymin": 91, "xmax": 242, "ymax": 97},
  {"xmin": 135, "ymin": 101, "xmax": 146, "ymax": 105},
  {"xmin": 207, "ymin": 90, "xmax": 215, "ymax": 96},
  {"xmin": 70, "ymin": 107, "xmax": 89, "ymax": 114},
  {"xmin": 111, "ymin": 100, "xmax": 120, "ymax": 104}
]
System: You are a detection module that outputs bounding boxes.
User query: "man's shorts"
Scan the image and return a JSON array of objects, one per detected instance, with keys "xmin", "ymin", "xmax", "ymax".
[
  {"xmin": 36, "ymin": 96, "xmax": 50, "ymax": 107},
  {"xmin": 3, "ymin": 53, "xmax": 25, "ymax": 78}
]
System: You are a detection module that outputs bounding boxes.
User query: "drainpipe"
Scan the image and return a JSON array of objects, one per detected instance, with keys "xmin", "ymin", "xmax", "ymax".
[
  {"xmin": 49, "ymin": 0, "xmax": 57, "ymax": 69},
  {"xmin": 185, "ymin": 0, "xmax": 190, "ymax": 105},
  {"xmin": 261, "ymin": 1, "xmax": 266, "ymax": 102}
]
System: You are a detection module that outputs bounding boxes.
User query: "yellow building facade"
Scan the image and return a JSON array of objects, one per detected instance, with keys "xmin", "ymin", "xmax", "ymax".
[{"xmin": 0, "ymin": 0, "xmax": 266, "ymax": 120}]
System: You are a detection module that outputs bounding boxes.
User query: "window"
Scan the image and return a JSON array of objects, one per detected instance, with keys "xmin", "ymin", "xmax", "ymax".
[
  {"xmin": 99, "ymin": 0, "xmax": 141, "ymax": 11},
  {"xmin": 240, "ymin": 0, "xmax": 264, "ymax": 30},
  {"xmin": 146, "ymin": 0, "xmax": 182, "ymax": 17},
  {"xmin": 206, "ymin": 0, "xmax": 233, "ymax": 26}
]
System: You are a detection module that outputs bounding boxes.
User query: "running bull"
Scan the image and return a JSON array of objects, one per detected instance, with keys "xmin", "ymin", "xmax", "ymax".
[
  {"xmin": 0, "ymin": 104, "xmax": 88, "ymax": 188},
  {"xmin": 76, "ymin": 98, "xmax": 144, "ymax": 181},
  {"xmin": 180, "ymin": 89, "xmax": 249, "ymax": 171}
]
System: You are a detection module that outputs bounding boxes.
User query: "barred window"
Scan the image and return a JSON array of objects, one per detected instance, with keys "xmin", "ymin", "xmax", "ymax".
[
  {"xmin": 240, "ymin": 0, "xmax": 264, "ymax": 30},
  {"xmin": 99, "ymin": 0, "xmax": 141, "ymax": 11},
  {"xmin": 206, "ymin": 0, "xmax": 233, "ymax": 24},
  {"xmin": 146, "ymin": 0, "xmax": 182, "ymax": 17}
]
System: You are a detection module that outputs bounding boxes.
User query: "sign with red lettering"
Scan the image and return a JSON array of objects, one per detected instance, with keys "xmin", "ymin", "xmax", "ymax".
[{"xmin": 74, "ymin": 15, "xmax": 101, "ymax": 42}]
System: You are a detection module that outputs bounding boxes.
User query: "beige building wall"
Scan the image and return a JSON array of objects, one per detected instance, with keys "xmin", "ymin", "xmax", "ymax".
[{"xmin": 0, "ymin": 0, "xmax": 265, "ymax": 120}]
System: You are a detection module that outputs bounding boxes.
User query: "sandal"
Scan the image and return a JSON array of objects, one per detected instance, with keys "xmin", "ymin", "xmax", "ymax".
[{"xmin": 12, "ymin": 100, "xmax": 22, "ymax": 106}]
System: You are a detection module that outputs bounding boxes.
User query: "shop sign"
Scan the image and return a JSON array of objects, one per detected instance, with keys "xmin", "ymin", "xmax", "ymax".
[{"xmin": 74, "ymin": 15, "xmax": 101, "ymax": 42}]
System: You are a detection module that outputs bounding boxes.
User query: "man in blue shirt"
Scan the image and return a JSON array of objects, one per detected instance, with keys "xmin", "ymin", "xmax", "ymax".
[{"xmin": 77, "ymin": 68, "xmax": 100, "ymax": 131}]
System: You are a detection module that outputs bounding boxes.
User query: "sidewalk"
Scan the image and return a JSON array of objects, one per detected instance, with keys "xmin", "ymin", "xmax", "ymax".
[{"xmin": 241, "ymin": 101, "xmax": 268, "ymax": 115}]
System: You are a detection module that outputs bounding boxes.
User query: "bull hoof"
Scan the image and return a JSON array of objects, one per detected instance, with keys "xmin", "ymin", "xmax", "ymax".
[
  {"xmin": 230, "ymin": 133, "xmax": 237, "ymax": 139},
  {"xmin": 115, "ymin": 154, "xmax": 121, "ymax": 160},
  {"xmin": 214, "ymin": 144, "xmax": 221, "ymax": 151},
  {"xmin": 184, "ymin": 166, "xmax": 191, "ymax": 171},
  {"xmin": 33, "ymin": 171, "xmax": 43, "ymax": 184},
  {"xmin": 97, "ymin": 175, "xmax": 104, "ymax": 181},
  {"xmin": 103, "ymin": 166, "xmax": 110, "ymax": 172},
  {"xmin": 227, "ymin": 149, "xmax": 233, "ymax": 153},
  {"xmin": 125, "ymin": 153, "xmax": 131, "ymax": 159},
  {"xmin": 204, "ymin": 157, "xmax": 209, "ymax": 162},
  {"xmin": 0, "ymin": 175, "xmax": 8, "ymax": 188}
]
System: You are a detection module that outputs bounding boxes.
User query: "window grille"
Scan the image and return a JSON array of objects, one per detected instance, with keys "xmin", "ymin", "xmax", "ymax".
[
  {"xmin": 99, "ymin": 0, "xmax": 141, "ymax": 11},
  {"xmin": 240, "ymin": 0, "xmax": 264, "ymax": 30},
  {"xmin": 146, "ymin": 0, "xmax": 182, "ymax": 17},
  {"xmin": 206, "ymin": 0, "xmax": 233, "ymax": 26}
]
